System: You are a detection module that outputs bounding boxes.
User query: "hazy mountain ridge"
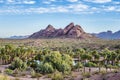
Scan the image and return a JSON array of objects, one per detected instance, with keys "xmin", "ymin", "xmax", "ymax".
[
  {"xmin": 93, "ymin": 30, "xmax": 120, "ymax": 40},
  {"xmin": 9, "ymin": 35, "xmax": 29, "ymax": 39}
]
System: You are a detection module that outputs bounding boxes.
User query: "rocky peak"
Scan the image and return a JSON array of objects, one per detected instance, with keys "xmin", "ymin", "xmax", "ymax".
[
  {"xmin": 74, "ymin": 25, "xmax": 85, "ymax": 33},
  {"xmin": 45, "ymin": 24, "xmax": 55, "ymax": 31},
  {"xmin": 29, "ymin": 22, "xmax": 94, "ymax": 39},
  {"xmin": 63, "ymin": 22, "xmax": 74, "ymax": 34}
]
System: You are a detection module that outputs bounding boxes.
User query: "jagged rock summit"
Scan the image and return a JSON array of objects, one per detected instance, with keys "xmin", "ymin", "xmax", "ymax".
[{"xmin": 29, "ymin": 23, "xmax": 94, "ymax": 39}]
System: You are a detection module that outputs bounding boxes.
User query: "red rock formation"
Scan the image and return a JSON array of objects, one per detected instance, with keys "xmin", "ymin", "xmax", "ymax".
[{"xmin": 29, "ymin": 23, "xmax": 94, "ymax": 39}]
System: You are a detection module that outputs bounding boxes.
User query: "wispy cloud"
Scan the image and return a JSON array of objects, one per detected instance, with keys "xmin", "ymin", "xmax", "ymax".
[
  {"xmin": 84, "ymin": 0, "xmax": 111, "ymax": 3},
  {"xmin": 6, "ymin": 0, "xmax": 36, "ymax": 4},
  {"xmin": 23, "ymin": 0, "xmax": 36, "ymax": 4},
  {"xmin": 0, "ymin": 0, "xmax": 119, "ymax": 14},
  {"xmin": 67, "ymin": 0, "xmax": 78, "ymax": 2},
  {"xmin": 42, "ymin": 0, "xmax": 57, "ymax": 4}
]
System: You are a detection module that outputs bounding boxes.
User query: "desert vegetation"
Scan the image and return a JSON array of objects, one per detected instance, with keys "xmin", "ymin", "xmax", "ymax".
[{"xmin": 0, "ymin": 39, "xmax": 120, "ymax": 80}]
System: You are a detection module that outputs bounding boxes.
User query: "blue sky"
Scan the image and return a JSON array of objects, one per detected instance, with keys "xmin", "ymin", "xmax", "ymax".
[{"xmin": 0, "ymin": 0, "xmax": 120, "ymax": 38}]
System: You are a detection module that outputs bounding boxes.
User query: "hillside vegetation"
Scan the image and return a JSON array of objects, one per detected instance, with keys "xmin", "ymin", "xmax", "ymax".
[
  {"xmin": 0, "ymin": 38, "xmax": 120, "ymax": 80},
  {"xmin": 0, "ymin": 38, "xmax": 120, "ymax": 50}
]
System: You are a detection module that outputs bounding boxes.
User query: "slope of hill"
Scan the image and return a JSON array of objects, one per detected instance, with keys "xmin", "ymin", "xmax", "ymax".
[
  {"xmin": 93, "ymin": 30, "xmax": 120, "ymax": 40},
  {"xmin": 29, "ymin": 23, "xmax": 94, "ymax": 39}
]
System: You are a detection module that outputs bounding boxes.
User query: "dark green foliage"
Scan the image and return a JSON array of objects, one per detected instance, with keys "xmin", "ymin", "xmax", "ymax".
[
  {"xmin": 9, "ymin": 57, "xmax": 27, "ymax": 70},
  {"xmin": 85, "ymin": 62, "xmax": 97, "ymax": 67},
  {"xmin": 35, "ymin": 62, "xmax": 54, "ymax": 74},
  {"xmin": 74, "ymin": 62, "xmax": 83, "ymax": 69}
]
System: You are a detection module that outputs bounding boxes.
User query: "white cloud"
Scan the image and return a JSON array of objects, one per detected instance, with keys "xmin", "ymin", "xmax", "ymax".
[
  {"xmin": 113, "ymin": 1, "xmax": 120, "ymax": 5},
  {"xmin": 67, "ymin": 0, "xmax": 78, "ymax": 2},
  {"xmin": 0, "ymin": 0, "xmax": 119, "ymax": 14},
  {"xmin": 7, "ymin": 0, "xmax": 15, "ymax": 3},
  {"xmin": 84, "ymin": 0, "xmax": 111, "ymax": 3},
  {"xmin": 68, "ymin": 4, "xmax": 89, "ymax": 11},
  {"xmin": 107, "ymin": 6, "xmax": 115, "ymax": 11},
  {"xmin": 103, "ymin": 6, "xmax": 120, "ymax": 12},
  {"xmin": 6, "ymin": 0, "xmax": 36, "ymax": 4},
  {"xmin": 42, "ymin": 0, "xmax": 56, "ymax": 4},
  {"xmin": 23, "ymin": 0, "xmax": 36, "ymax": 4}
]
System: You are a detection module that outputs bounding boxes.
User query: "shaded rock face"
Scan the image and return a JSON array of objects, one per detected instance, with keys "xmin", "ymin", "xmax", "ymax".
[{"xmin": 29, "ymin": 23, "xmax": 94, "ymax": 39}]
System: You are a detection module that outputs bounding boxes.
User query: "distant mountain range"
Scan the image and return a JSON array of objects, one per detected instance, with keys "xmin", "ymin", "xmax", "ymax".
[
  {"xmin": 9, "ymin": 35, "xmax": 29, "ymax": 39},
  {"xmin": 8, "ymin": 23, "xmax": 120, "ymax": 40},
  {"xmin": 93, "ymin": 30, "xmax": 120, "ymax": 40}
]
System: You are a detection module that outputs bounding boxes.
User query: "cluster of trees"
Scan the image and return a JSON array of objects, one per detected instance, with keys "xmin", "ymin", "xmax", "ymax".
[{"xmin": 0, "ymin": 44, "xmax": 120, "ymax": 75}]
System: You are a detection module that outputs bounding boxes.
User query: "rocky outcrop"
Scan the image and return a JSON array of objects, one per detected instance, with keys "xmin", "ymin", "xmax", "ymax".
[{"xmin": 29, "ymin": 23, "xmax": 94, "ymax": 39}]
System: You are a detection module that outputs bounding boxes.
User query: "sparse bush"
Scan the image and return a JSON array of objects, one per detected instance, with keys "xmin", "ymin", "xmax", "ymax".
[
  {"xmin": 31, "ymin": 72, "xmax": 42, "ymax": 78},
  {"xmin": 9, "ymin": 57, "xmax": 27, "ymax": 71},
  {"xmin": 82, "ymin": 72, "xmax": 91, "ymax": 78},
  {"xmin": 74, "ymin": 62, "xmax": 83, "ymax": 70},
  {"xmin": 51, "ymin": 71, "xmax": 64, "ymax": 80},
  {"xmin": 47, "ymin": 74, "xmax": 52, "ymax": 78},
  {"xmin": 100, "ymin": 70, "xmax": 107, "ymax": 75},
  {"xmin": 4, "ymin": 69, "xmax": 13, "ymax": 75},
  {"xmin": 36, "ymin": 62, "xmax": 54, "ymax": 74}
]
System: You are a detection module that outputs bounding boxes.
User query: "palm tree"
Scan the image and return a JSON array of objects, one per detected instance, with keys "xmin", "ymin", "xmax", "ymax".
[
  {"xmin": 81, "ymin": 53, "xmax": 92, "ymax": 73},
  {"xmin": 102, "ymin": 48, "xmax": 111, "ymax": 72},
  {"xmin": 75, "ymin": 48, "xmax": 85, "ymax": 72},
  {"xmin": 91, "ymin": 50, "xmax": 100, "ymax": 72},
  {"xmin": 76, "ymin": 48, "xmax": 85, "ymax": 62}
]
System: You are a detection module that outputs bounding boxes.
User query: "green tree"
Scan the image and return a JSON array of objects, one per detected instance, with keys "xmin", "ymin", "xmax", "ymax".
[
  {"xmin": 81, "ymin": 53, "xmax": 92, "ymax": 73},
  {"xmin": 9, "ymin": 57, "xmax": 27, "ymax": 70}
]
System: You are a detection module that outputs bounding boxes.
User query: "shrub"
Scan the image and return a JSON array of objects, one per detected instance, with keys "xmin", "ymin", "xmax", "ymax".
[
  {"xmin": 58, "ymin": 61, "xmax": 71, "ymax": 74},
  {"xmin": 9, "ymin": 57, "xmax": 27, "ymax": 71},
  {"xmin": 35, "ymin": 62, "xmax": 54, "ymax": 74},
  {"xmin": 30, "ymin": 69, "xmax": 36, "ymax": 78},
  {"xmin": 31, "ymin": 73, "xmax": 42, "ymax": 78},
  {"xmin": 12, "ymin": 69, "xmax": 20, "ymax": 77},
  {"xmin": 82, "ymin": 72, "xmax": 91, "ymax": 78},
  {"xmin": 51, "ymin": 71, "xmax": 64, "ymax": 80},
  {"xmin": 47, "ymin": 74, "xmax": 52, "ymax": 78},
  {"xmin": 43, "ymin": 51, "xmax": 73, "ymax": 73},
  {"xmin": 4, "ymin": 69, "xmax": 13, "ymax": 75},
  {"xmin": 74, "ymin": 62, "xmax": 83, "ymax": 69},
  {"xmin": 85, "ymin": 62, "xmax": 97, "ymax": 67},
  {"xmin": 100, "ymin": 70, "xmax": 106, "ymax": 75}
]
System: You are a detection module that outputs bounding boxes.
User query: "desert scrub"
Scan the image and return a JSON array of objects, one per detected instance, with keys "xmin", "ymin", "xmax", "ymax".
[
  {"xmin": 51, "ymin": 71, "xmax": 64, "ymax": 80},
  {"xmin": 31, "ymin": 72, "xmax": 42, "ymax": 78},
  {"xmin": 4, "ymin": 69, "xmax": 13, "ymax": 75},
  {"xmin": 100, "ymin": 70, "xmax": 107, "ymax": 75},
  {"xmin": 0, "ymin": 74, "xmax": 10, "ymax": 80},
  {"xmin": 82, "ymin": 72, "xmax": 91, "ymax": 78},
  {"xmin": 47, "ymin": 74, "xmax": 52, "ymax": 78}
]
